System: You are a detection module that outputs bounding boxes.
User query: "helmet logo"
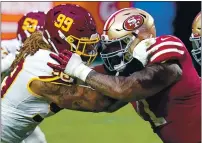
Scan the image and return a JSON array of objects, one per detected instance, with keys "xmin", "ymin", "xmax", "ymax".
[{"xmin": 123, "ymin": 15, "xmax": 144, "ymax": 31}]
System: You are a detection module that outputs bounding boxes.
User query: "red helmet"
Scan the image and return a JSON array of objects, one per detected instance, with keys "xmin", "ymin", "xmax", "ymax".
[
  {"xmin": 43, "ymin": 4, "xmax": 100, "ymax": 65},
  {"xmin": 17, "ymin": 11, "xmax": 46, "ymax": 43}
]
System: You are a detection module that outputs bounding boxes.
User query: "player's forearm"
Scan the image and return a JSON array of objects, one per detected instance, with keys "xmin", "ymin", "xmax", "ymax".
[
  {"xmin": 85, "ymin": 71, "xmax": 135, "ymax": 101},
  {"xmin": 30, "ymin": 80, "xmax": 114, "ymax": 112},
  {"xmin": 53, "ymin": 89, "xmax": 114, "ymax": 113},
  {"xmin": 85, "ymin": 63, "xmax": 182, "ymax": 102},
  {"xmin": 30, "ymin": 80, "xmax": 77, "ymax": 105},
  {"xmin": 86, "ymin": 71, "xmax": 148, "ymax": 101}
]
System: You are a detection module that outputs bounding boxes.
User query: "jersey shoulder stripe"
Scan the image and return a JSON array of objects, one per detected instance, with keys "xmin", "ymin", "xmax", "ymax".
[{"xmin": 148, "ymin": 35, "xmax": 186, "ymax": 64}]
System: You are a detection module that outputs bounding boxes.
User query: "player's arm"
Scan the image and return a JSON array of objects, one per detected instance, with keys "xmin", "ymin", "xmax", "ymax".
[
  {"xmin": 58, "ymin": 37, "xmax": 183, "ymax": 102},
  {"xmin": 85, "ymin": 61, "xmax": 182, "ymax": 102},
  {"xmin": 91, "ymin": 64, "xmax": 128, "ymax": 112},
  {"xmin": 80, "ymin": 60, "xmax": 182, "ymax": 102},
  {"xmin": 29, "ymin": 80, "xmax": 125, "ymax": 112},
  {"xmin": 47, "ymin": 36, "xmax": 184, "ymax": 102},
  {"xmin": 47, "ymin": 54, "xmax": 182, "ymax": 102}
]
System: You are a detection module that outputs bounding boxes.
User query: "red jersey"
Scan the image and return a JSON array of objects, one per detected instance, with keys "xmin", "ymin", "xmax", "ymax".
[{"xmin": 94, "ymin": 35, "xmax": 201, "ymax": 143}]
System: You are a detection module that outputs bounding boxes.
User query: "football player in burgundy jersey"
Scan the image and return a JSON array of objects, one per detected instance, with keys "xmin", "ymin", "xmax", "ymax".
[{"xmin": 47, "ymin": 8, "xmax": 201, "ymax": 143}]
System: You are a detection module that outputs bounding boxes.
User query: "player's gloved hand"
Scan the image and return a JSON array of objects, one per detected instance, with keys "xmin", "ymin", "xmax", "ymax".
[
  {"xmin": 133, "ymin": 38, "xmax": 157, "ymax": 66},
  {"xmin": 48, "ymin": 50, "xmax": 71, "ymax": 71},
  {"xmin": 48, "ymin": 50, "xmax": 93, "ymax": 82}
]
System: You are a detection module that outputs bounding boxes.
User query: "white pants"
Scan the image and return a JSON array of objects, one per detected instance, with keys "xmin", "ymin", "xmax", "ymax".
[
  {"xmin": 21, "ymin": 126, "xmax": 47, "ymax": 143},
  {"xmin": 1, "ymin": 101, "xmax": 47, "ymax": 143}
]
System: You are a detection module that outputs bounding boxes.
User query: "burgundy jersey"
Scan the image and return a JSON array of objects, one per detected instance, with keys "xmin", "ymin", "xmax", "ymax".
[
  {"xmin": 94, "ymin": 35, "xmax": 201, "ymax": 143},
  {"xmin": 131, "ymin": 35, "xmax": 201, "ymax": 143}
]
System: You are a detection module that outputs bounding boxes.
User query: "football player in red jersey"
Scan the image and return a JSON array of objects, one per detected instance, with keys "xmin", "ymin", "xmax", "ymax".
[
  {"xmin": 47, "ymin": 8, "xmax": 201, "ymax": 143},
  {"xmin": 190, "ymin": 12, "xmax": 201, "ymax": 75}
]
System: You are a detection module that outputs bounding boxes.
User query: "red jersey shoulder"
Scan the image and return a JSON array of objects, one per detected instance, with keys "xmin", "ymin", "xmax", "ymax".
[{"xmin": 148, "ymin": 35, "xmax": 187, "ymax": 64}]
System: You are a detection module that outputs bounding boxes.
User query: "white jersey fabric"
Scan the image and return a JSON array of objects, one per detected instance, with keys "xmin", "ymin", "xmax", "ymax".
[
  {"xmin": 1, "ymin": 39, "xmax": 21, "ymax": 73},
  {"xmin": 1, "ymin": 38, "xmax": 21, "ymax": 55},
  {"xmin": 1, "ymin": 49, "xmax": 59, "ymax": 143}
]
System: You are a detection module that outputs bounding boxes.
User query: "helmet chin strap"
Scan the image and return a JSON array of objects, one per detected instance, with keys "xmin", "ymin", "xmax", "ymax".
[
  {"xmin": 114, "ymin": 60, "xmax": 126, "ymax": 75},
  {"xmin": 113, "ymin": 51, "xmax": 129, "ymax": 76}
]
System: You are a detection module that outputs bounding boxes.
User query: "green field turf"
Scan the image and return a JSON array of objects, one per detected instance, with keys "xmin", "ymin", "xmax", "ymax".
[{"xmin": 40, "ymin": 104, "xmax": 163, "ymax": 143}]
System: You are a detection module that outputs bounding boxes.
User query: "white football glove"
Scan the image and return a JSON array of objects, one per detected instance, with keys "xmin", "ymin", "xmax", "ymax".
[
  {"xmin": 64, "ymin": 53, "xmax": 93, "ymax": 82},
  {"xmin": 133, "ymin": 38, "xmax": 156, "ymax": 66}
]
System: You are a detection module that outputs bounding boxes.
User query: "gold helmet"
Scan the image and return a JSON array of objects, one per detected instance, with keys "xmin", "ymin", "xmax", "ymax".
[
  {"xmin": 190, "ymin": 12, "xmax": 201, "ymax": 66},
  {"xmin": 100, "ymin": 7, "xmax": 156, "ymax": 72}
]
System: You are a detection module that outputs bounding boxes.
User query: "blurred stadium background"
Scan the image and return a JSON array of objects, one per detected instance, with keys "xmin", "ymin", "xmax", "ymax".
[{"xmin": 1, "ymin": 1, "xmax": 201, "ymax": 143}]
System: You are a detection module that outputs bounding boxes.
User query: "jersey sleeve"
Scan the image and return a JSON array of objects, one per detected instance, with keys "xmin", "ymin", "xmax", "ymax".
[
  {"xmin": 1, "ymin": 53, "xmax": 15, "ymax": 73},
  {"xmin": 147, "ymin": 35, "xmax": 186, "ymax": 64},
  {"xmin": 1, "ymin": 39, "xmax": 21, "ymax": 55},
  {"xmin": 27, "ymin": 73, "xmax": 75, "ymax": 97},
  {"xmin": 38, "ymin": 72, "xmax": 75, "ymax": 85}
]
